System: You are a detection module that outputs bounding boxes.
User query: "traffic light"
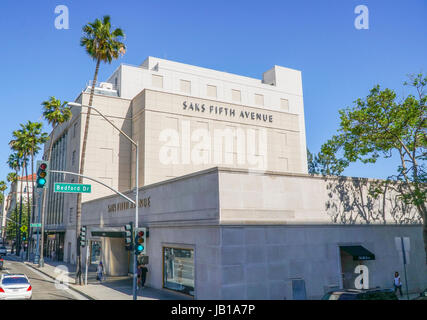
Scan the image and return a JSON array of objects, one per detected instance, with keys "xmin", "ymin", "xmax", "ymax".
[
  {"xmin": 36, "ymin": 160, "xmax": 50, "ymax": 189},
  {"xmin": 22, "ymin": 232, "xmax": 27, "ymax": 241},
  {"xmin": 124, "ymin": 222, "xmax": 133, "ymax": 251},
  {"xmin": 80, "ymin": 226, "xmax": 87, "ymax": 247},
  {"xmin": 134, "ymin": 227, "xmax": 147, "ymax": 255}
]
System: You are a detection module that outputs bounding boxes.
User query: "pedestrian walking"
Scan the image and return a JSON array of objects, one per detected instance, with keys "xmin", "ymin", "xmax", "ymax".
[
  {"xmin": 137, "ymin": 264, "xmax": 148, "ymax": 289},
  {"xmin": 97, "ymin": 261, "xmax": 104, "ymax": 283},
  {"xmin": 394, "ymin": 271, "xmax": 403, "ymax": 297}
]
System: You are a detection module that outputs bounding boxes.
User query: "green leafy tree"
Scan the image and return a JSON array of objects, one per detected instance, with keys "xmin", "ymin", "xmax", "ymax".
[
  {"xmin": 6, "ymin": 200, "xmax": 30, "ymax": 241},
  {"xmin": 76, "ymin": 15, "xmax": 125, "ymax": 284},
  {"xmin": 316, "ymin": 73, "xmax": 427, "ymax": 262},
  {"xmin": 40, "ymin": 96, "xmax": 72, "ymax": 265}
]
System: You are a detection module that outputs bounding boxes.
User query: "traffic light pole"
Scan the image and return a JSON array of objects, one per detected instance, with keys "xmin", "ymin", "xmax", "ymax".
[
  {"xmin": 34, "ymin": 189, "xmax": 43, "ymax": 265},
  {"xmin": 85, "ymin": 240, "xmax": 90, "ymax": 285},
  {"xmin": 68, "ymin": 102, "xmax": 140, "ymax": 300},
  {"xmin": 133, "ymin": 142, "xmax": 139, "ymax": 300}
]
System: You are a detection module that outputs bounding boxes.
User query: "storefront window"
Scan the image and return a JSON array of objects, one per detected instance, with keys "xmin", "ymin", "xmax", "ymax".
[
  {"xmin": 90, "ymin": 241, "xmax": 101, "ymax": 265},
  {"xmin": 163, "ymin": 247, "xmax": 194, "ymax": 296}
]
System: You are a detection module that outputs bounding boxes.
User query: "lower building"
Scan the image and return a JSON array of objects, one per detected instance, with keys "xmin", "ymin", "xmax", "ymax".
[{"xmin": 71, "ymin": 167, "xmax": 427, "ymax": 299}]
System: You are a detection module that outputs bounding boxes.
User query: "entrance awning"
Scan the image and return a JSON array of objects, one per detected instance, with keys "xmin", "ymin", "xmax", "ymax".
[
  {"xmin": 90, "ymin": 227, "xmax": 125, "ymax": 238},
  {"xmin": 340, "ymin": 245, "xmax": 375, "ymax": 261}
]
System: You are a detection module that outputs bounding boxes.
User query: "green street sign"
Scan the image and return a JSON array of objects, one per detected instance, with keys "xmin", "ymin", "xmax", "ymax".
[
  {"xmin": 54, "ymin": 183, "xmax": 92, "ymax": 193},
  {"xmin": 31, "ymin": 223, "xmax": 42, "ymax": 227}
]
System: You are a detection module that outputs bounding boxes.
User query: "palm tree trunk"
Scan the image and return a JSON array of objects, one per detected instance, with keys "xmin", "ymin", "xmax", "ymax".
[
  {"xmin": 40, "ymin": 132, "xmax": 55, "ymax": 266},
  {"xmin": 14, "ymin": 169, "xmax": 19, "ymax": 254},
  {"xmin": 24, "ymin": 161, "xmax": 31, "ymax": 260},
  {"xmin": 29, "ymin": 150, "xmax": 35, "ymax": 258},
  {"xmin": 1, "ymin": 190, "xmax": 4, "ymax": 240},
  {"xmin": 75, "ymin": 57, "xmax": 100, "ymax": 284},
  {"xmin": 18, "ymin": 163, "xmax": 25, "ymax": 256}
]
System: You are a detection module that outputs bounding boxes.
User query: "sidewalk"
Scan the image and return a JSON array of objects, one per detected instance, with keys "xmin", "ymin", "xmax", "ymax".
[{"xmin": 20, "ymin": 256, "xmax": 191, "ymax": 300}]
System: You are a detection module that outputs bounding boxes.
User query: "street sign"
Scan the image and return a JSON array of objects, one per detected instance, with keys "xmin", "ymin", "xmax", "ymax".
[
  {"xmin": 31, "ymin": 223, "xmax": 42, "ymax": 227},
  {"xmin": 395, "ymin": 236, "xmax": 410, "ymax": 300},
  {"xmin": 395, "ymin": 237, "xmax": 410, "ymax": 252},
  {"xmin": 20, "ymin": 225, "xmax": 27, "ymax": 233},
  {"xmin": 395, "ymin": 237, "xmax": 410, "ymax": 264},
  {"xmin": 54, "ymin": 183, "xmax": 91, "ymax": 193}
]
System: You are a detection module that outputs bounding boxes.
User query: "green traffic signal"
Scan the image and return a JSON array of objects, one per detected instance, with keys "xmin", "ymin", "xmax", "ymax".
[
  {"xmin": 36, "ymin": 160, "xmax": 49, "ymax": 189},
  {"xmin": 134, "ymin": 228, "xmax": 147, "ymax": 255},
  {"xmin": 37, "ymin": 177, "xmax": 46, "ymax": 187}
]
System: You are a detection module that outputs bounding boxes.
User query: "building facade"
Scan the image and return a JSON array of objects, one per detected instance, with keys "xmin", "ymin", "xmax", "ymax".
[
  {"xmin": 81, "ymin": 167, "xmax": 426, "ymax": 299},
  {"xmin": 2, "ymin": 174, "xmax": 36, "ymax": 239},
  {"xmin": 40, "ymin": 57, "xmax": 427, "ymax": 299}
]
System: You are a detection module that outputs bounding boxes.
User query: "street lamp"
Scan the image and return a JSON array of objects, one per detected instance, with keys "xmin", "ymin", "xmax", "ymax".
[{"xmin": 67, "ymin": 102, "xmax": 140, "ymax": 300}]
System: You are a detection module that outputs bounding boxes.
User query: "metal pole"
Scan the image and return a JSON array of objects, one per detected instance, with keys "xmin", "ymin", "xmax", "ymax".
[
  {"xmin": 34, "ymin": 190, "xmax": 42, "ymax": 264},
  {"xmin": 49, "ymin": 170, "xmax": 135, "ymax": 204},
  {"xmin": 68, "ymin": 103, "xmax": 140, "ymax": 297},
  {"xmin": 133, "ymin": 142, "xmax": 139, "ymax": 300},
  {"xmin": 39, "ymin": 187, "xmax": 47, "ymax": 267},
  {"xmin": 401, "ymin": 237, "xmax": 410, "ymax": 300},
  {"xmin": 85, "ymin": 239, "xmax": 89, "ymax": 285}
]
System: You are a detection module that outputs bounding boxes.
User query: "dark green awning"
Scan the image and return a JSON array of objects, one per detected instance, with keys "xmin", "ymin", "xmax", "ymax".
[
  {"xmin": 90, "ymin": 227, "xmax": 125, "ymax": 238},
  {"xmin": 91, "ymin": 231, "xmax": 125, "ymax": 238},
  {"xmin": 340, "ymin": 245, "xmax": 375, "ymax": 261}
]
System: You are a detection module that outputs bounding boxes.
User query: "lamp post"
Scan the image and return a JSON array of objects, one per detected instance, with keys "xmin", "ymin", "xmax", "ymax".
[{"xmin": 68, "ymin": 102, "xmax": 139, "ymax": 300}]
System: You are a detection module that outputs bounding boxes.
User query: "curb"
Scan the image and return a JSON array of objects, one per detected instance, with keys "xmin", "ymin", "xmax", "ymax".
[{"xmin": 24, "ymin": 262, "xmax": 95, "ymax": 300}]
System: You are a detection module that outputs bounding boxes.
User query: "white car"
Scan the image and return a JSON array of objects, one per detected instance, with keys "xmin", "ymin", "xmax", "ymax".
[
  {"xmin": 0, "ymin": 246, "xmax": 7, "ymax": 255},
  {"xmin": 0, "ymin": 274, "xmax": 32, "ymax": 300}
]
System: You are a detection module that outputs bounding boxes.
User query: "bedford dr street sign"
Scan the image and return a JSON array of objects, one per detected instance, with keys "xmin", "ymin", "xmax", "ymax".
[{"xmin": 54, "ymin": 182, "xmax": 91, "ymax": 193}]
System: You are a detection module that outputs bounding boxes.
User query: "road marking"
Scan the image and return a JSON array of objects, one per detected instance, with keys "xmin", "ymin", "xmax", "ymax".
[{"xmin": 21, "ymin": 263, "xmax": 88, "ymax": 300}]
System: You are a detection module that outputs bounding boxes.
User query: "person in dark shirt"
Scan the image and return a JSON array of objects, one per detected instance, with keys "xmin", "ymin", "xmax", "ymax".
[{"xmin": 138, "ymin": 264, "xmax": 148, "ymax": 289}]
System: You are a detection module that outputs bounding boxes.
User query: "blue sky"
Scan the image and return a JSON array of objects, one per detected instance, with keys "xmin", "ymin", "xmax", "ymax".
[{"xmin": 0, "ymin": 0, "xmax": 426, "ymax": 187}]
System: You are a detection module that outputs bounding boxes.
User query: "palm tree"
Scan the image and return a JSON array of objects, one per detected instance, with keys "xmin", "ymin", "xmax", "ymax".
[
  {"xmin": 42, "ymin": 97, "xmax": 72, "ymax": 159},
  {"xmin": 7, "ymin": 155, "xmax": 21, "ymax": 252},
  {"xmin": 10, "ymin": 128, "xmax": 31, "ymax": 256},
  {"xmin": 6, "ymin": 173, "xmax": 18, "ymax": 242},
  {"xmin": 40, "ymin": 96, "xmax": 72, "ymax": 265},
  {"xmin": 76, "ymin": 15, "xmax": 125, "ymax": 284},
  {"xmin": 0, "ymin": 181, "xmax": 7, "ymax": 240},
  {"xmin": 20, "ymin": 121, "xmax": 48, "ymax": 259}
]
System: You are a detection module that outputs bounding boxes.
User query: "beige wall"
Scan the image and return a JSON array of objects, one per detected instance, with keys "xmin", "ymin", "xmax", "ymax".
[
  {"xmin": 132, "ymin": 89, "xmax": 305, "ymax": 186},
  {"xmin": 218, "ymin": 169, "xmax": 421, "ymax": 225},
  {"xmin": 43, "ymin": 92, "xmax": 133, "ymax": 230}
]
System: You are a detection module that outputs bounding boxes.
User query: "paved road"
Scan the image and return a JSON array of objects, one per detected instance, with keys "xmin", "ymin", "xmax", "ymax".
[{"xmin": 1, "ymin": 255, "xmax": 87, "ymax": 300}]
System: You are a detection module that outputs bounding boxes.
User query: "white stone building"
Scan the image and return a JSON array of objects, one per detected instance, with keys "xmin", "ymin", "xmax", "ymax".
[{"xmin": 40, "ymin": 57, "xmax": 427, "ymax": 299}]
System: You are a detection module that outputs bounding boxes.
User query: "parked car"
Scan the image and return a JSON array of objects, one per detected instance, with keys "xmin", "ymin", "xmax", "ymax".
[
  {"xmin": 0, "ymin": 274, "xmax": 32, "ymax": 300},
  {"xmin": 0, "ymin": 246, "xmax": 7, "ymax": 255},
  {"xmin": 322, "ymin": 288, "xmax": 398, "ymax": 300},
  {"xmin": 0, "ymin": 257, "xmax": 3, "ymax": 270}
]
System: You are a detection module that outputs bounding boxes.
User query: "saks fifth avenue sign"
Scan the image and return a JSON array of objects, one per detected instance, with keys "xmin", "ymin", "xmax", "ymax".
[
  {"xmin": 108, "ymin": 196, "xmax": 151, "ymax": 213},
  {"xmin": 183, "ymin": 101, "xmax": 273, "ymax": 123}
]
